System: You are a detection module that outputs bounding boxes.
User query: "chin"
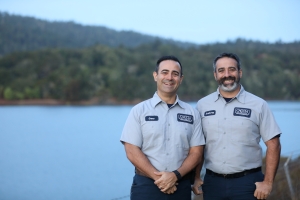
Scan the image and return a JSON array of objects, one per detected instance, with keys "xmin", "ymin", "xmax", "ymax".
[{"xmin": 220, "ymin": 83, "xmax": 238, "ymax": 92}]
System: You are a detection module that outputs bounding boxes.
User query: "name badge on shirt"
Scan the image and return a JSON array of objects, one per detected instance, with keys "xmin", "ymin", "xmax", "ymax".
[
  {"xmin": 233, "ymin": 107, "xmax": 251, "ymax": 118},
  {"xmin": 177, "ymin": 113, "xmax": 193, "ymax": 124},
  {"xmin": 145, "ymin": 116, "xmax": 159, "ymax": 121},
  {"xmin": 204, "ymin": 110, "xmax": 216, "ymax": 116}
]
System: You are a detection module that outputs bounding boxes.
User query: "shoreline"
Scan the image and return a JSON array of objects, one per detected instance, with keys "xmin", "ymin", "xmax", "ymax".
[
  {"xmin": 0, "ymin": 98, "xmax": 142, "ymax": 106},
  {"xmin": 0, "ymin": 98, "xmax": 298, "ymax": 106}
]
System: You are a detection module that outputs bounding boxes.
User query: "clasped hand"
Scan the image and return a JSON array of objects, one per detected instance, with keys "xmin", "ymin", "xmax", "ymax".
[{"xmin": 154, "ymin": 171, "xmax": 178, "ymax": 194}]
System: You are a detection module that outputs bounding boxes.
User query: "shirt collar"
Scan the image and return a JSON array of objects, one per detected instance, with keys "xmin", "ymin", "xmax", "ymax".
[
  {"xmin": 151, "ymin": 92, "xmax": 185, "ymax": 109},
  {"xmin": 214, "ymin": 85, "xmax": 246, "ymax": 103}
]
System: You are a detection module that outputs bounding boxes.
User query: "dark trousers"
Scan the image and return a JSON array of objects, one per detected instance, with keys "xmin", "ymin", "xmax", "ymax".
[
  {"xmin": 130, "ymin": 174, "xmax": 191, "ymax": 200},
  {"xmin": 202, "ymin": 171, "xmax": 264, "ymax": 200}
]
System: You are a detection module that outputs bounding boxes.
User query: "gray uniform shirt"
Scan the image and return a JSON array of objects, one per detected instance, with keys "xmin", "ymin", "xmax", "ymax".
[
  {"xmin": 197, "ymin": 86, "xmax": 281, "ymax": 174},
  {"xmin": 121, "ymin": 92, "xmax": 205, "ymax": 172}
]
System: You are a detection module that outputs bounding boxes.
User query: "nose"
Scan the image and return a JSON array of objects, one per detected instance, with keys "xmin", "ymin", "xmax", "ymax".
[
  {"xmin": 166, "ymin": 73, "xmax": 173, "ymax": 80},
  {"xmin": 224, "ymin": 69, "xmax": 230, "ymax": 77}
]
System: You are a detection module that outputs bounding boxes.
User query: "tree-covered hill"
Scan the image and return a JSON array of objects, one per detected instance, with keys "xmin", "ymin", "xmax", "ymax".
[
  {"xmin": 0, "ymin": 12, "xmax": 195, "ymax": 56},
  {"xmin": 1, "ymin": 39, "xmax": 299, "ymax": 104}
]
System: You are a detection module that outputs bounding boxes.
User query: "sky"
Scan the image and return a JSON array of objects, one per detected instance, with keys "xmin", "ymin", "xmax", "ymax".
[{"xmin": 1, "ymin": 0, "xmax": 300, "ymax": 44}]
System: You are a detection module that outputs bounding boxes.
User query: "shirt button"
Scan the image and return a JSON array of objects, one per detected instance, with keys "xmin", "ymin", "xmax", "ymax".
[
  {"xmin": 223, "ymin": 147, "xmax": 226, "ymax": 149},
  {"xmin": 224, "ymin": 118, "xmax": 226, "ymax": 120},
  {"xmin": 167, "ymin": 153, "xmax": 169, "ymax": 155},
  {"xmin": 168, "ymin": 138, "xmax": 170, "ymax": 141},
  {"xmin": 224, "ymin": 132, "xmax": 226, "ymax": 134},
  {"xmin": 168, "ymin": 124, "xmax": 170, "ymax": 126},
  {"xmin": 165, "ymin": 168, "xmax": 167, "ymax": 170}
]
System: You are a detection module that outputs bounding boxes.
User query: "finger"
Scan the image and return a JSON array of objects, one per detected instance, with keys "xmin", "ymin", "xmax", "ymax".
[
  {"xmin": 161, "ymin": 186, "xmax": 171, "ymax": 193},
  {"xmin": 254, "ymin": 189, "xmax": 258, "ymax": 197},
  {"xmin": 192, "ymin": 187, "xmax": 200, "ymax": 195},
  {"xmin": 167, "ymin": 186, "xmax": 177, "ymax": 194},
  {"xmin": 154, "ymin": 179, "xmax": 162, "ymax": 185}
]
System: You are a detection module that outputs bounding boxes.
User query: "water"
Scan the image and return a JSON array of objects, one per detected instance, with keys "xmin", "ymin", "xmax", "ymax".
[{"xmin": 0, "ymin": 101, "xmax": 299, "ymax": 200}]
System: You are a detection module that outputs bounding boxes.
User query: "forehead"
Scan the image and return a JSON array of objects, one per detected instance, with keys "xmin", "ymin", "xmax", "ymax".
[
  {"xmin": 158, "ymin": 60, "xmax": 181, "ymax": 72},
  {"xmin": 215, "ymin": 57, "xmax": 238, "ymax": 69}
]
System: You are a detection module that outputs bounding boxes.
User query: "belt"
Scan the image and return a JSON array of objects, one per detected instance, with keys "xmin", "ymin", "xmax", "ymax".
[
  {"xmin": 135, "ymin": 169, "xmax": 192, "ymax": 182},
  {"xmin": 206, "ymin": 167, "xmax": 261, "ymax": 179}
]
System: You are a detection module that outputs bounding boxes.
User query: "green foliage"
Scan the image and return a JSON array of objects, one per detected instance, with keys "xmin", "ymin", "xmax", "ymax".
[
  {"xmin": 0, "ymin": 40, "xmax": 300, "ymax": 103},
  {"xmin": 3, "ymin": 87, "xmax": 14, "ymax": 100},
  {"xmin": 0, "ymin": 12, "xmax": 300, "ymax": 103},
  {"xmin": 0, "ymin": 12, "xmax": 195, "ymax": 56}
]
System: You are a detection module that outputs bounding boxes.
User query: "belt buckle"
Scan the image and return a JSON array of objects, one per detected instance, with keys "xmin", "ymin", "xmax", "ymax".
[{"xmin": 223, "ymin": 174, "xmax": 227, "ymax": 178}]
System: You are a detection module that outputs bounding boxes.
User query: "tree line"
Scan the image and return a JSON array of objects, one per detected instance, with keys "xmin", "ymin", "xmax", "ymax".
[
  {"xmin": 0, "ymin": 39, "xmax": 299, "ymax": 104},
  {"xmin": 0, "ymin": 12, "xmax": 195, "ymax": 56}
]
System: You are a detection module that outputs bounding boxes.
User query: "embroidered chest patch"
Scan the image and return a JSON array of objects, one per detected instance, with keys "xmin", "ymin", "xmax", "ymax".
[
  {"xmin": 177, "ymin": 113, "xmax": 193, "ymax": 124},
  {"xmin": 204, "ymin": 110, "xmax": 216, "ymax": 116},
  {"xmin": 233, "ymin": 107, "xmax": 251, "ymax": 118},
  {"xmin": 145, "ymin": 116, "xmax": 159, "ymax": 121}
]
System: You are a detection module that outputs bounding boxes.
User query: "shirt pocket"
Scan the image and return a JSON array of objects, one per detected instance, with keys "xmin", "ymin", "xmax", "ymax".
[
  {"xmin": 202, "ymin": 118, "xmax": 219, "ymax": 142},
  {"xmin": 141, "ymin": 121, "xmax": 164, "ymax": 148},
  {"xmin": 229, "ymin": 118, "xmax": 257, "ymax": 144}
]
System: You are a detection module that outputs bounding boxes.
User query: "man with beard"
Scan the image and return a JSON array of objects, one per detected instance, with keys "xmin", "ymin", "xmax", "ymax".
[
  {"xmin": 192, "ymin": 53, "xmax": 281, "ymax": 200},
  {"xmin": 121, "ymin": 55, "xmax": 205, "ymax": 200}
]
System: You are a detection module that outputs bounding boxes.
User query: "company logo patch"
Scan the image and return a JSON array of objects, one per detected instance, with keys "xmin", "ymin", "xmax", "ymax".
[
  {"xmin": 145, "ymin": 116, "xmax": 159, "ymax": 121},
  {"xmin": 233, "ymin": 107, "xmax": 251, "ymax": 118},
  {"xmin": 204, "ymin": 110, "xmax": 216, "ymax": 116},
  {"xmin": 177, "ymin": 113, "xmax": 193, "ymax": 124}
]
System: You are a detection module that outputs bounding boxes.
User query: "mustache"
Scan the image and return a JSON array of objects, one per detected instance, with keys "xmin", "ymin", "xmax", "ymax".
[{"xmin": 219, "ymin": 76, "xmax": 236, "ymax": 84}]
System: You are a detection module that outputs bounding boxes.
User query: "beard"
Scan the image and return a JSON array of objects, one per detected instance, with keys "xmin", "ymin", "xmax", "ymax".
[{"xmin": 218, "ymin": 76, "xmax": 240, "ymax": 92}]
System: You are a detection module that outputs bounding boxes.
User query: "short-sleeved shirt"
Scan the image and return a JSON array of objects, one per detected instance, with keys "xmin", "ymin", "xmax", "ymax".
[
  {"xmin": 121, "ymin": 92, "xmax": 205, "ymax": 172},
  {"xmin": 196, "ymin": 85, "xmax": 281, "ymax": 174}
]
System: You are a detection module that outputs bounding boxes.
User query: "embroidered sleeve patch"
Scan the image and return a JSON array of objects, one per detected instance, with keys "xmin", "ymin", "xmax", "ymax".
[
  {"xmin": 177, "ymin": 113, "xmax": 193, "ymax": 124},
  {"xmin": 233, "ymin": 107, "xmax": 251, "ymax": 118},
  {"xmin": 204, "ymin": 110, "xmax": 216, "ymax": 116},
  {"xmin": 145, "ymin": 116, "xmax": 159, "ymax": 121}
]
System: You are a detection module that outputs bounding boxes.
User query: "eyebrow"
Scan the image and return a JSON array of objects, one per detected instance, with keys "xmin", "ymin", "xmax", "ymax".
[
  {"xmin": 161, "ymin": 69, "xmax": 180, "ymax": 74},
  {"xmin": 217, "ymin": 66, "xmax": 237, "ymax": 70}
]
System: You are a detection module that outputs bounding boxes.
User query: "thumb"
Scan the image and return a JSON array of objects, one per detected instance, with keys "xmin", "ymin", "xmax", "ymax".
[
  {"xmin": 192, "ymin": 185, "xmax": 203, "ymax": 195},
  {"xmin": 154, "ymin": 171, "xmax": 162, "ymax": 176}
]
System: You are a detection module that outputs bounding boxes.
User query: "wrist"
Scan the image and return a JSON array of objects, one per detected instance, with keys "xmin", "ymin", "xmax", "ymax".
[{"xmin": 172, "ymin": 170, "xmax": 182, "ymax": 180}]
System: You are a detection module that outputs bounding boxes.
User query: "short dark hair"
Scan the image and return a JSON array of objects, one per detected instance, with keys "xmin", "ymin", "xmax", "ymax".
[
  {"xmin": 213, "ymin": 52, "xmax": 241, "ymax": 72},
  {"xmin": 155, "ymin": 55, "xmax": 183, "ymax": 76}
]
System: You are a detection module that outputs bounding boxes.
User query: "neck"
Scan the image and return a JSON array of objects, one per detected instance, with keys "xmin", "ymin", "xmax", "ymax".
[
  {"xmin": 157, "ymin": 91, "xmax": 177, "ymax": 104},
  {"xmin": 219, "ymin": 84, "xmax": 241, "ymax": 98}
]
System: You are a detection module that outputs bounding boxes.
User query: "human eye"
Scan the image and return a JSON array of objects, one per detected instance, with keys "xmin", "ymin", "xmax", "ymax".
[
  {"xmin": 229, "ymin": 67, "xmax": 237, "ymax": 72},
  {"xmin": 218, "ymin": 68, "xmax": 224, "ymax": 73},
  {"xmin": 172, "ymin": 72, "xmax": 179, "ymax": 77},
  {"xmin": 161, "ymin": 70, "xmax": 168, "ymax": 74}
]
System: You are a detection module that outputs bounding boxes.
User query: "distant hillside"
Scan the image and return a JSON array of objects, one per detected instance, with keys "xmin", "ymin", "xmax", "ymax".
[
  {"xmin": 0, "ymin": 12, "xmax": 196, "ymax": 56},
  {"xmin": 1, "ymin": 40, "xmax": 299, "ymax": 104}
]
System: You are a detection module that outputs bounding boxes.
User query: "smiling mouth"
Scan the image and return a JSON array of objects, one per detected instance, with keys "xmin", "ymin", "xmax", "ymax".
[
  {"xmin": 221, "ymin": 77, "xmax": 235, "ymax": 85},
  {"xmin": 223, "ymin": 79, "xmax": 234, "ymax": 84},
  {"xmin": 163, "ymin": 81, "xmax": 174, "ymax": 86}
]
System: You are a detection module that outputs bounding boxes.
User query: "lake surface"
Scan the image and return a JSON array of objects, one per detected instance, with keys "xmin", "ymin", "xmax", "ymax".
[{"xmin": 0, "ymin": 101, "xmax": 299, "ymax": 200}]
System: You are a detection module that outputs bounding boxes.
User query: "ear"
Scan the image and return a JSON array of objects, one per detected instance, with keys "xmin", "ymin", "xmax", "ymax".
[
  {"xmin": 153, "ymin": 71, "xmax": 157, "ymax": 81},
  {"xmin": 180, "ymin": 75, "xmax": 184, "ymax": 84},
  {"xmin": 239, "ymin": 69, "xmax": 242, "ymax": 78},
  {"xmin": 213, "ymin": 72, "xmax": 217, "ymax": 81}
]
